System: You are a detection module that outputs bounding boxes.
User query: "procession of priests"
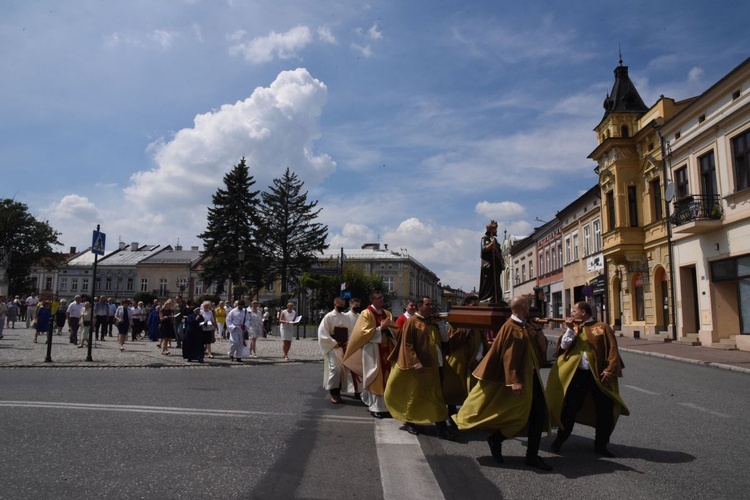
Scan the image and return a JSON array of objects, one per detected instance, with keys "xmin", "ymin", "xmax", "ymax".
[{"xmin": 320, "ymin": 291, "xmax": 628, "ymax": 472}]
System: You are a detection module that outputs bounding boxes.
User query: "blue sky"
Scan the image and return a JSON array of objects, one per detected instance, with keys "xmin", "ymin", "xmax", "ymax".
[{"xmin": 2, "ymin": 1, "xmax": 749, "ymax": 292}]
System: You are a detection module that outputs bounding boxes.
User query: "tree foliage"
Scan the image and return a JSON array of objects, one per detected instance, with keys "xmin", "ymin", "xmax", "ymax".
[
  {"xmin": 259, "ymin": 168, "xmax": 328, "ymax": 295},
  {"xmin": 198, "ymin": 158, "xmax": 263, "ymax": 300},
  {"xmin": 301, "ymin": 266, "xmax": 388, "ymax": 311},
  {"xmin": 0, "ymin": 198, "xmax": 62, "ymax": 295}
]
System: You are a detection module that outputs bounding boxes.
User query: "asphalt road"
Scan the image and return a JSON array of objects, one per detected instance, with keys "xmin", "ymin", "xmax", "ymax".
[{"xmin": 1, "ymin": 352, "xmax": 749, "ymax": 499}]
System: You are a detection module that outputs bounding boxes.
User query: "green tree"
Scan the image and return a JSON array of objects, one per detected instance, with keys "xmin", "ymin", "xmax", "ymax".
[
  {"xmin": 259, "ymin": 168, "xmax": 328, "ymax": 298},
  {"xmin": 0, "ymin": 199, "xmax": 62, "ymax": 295},
  {"xmin": 198, "ymin": 158, "xmax": 263, "ymax": 301},
  {"xmin": 301, "ymin": 266, "xmax": 387, "ymax": 311}
]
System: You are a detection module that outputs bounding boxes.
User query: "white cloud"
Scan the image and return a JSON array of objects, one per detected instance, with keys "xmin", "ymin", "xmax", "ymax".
[
  {"xmin": 688, "ymin": 66, "xmax": 704, "ymax": 81},
  {"xmin": 46, "ymin": 195, "xmax": 99, "ymax": 221},
  {"xmin": 351, "ymin": 43, "xmax": 373, "ymax": 58},
  {"xmin": 329, "ymin": 223, "xmax": 376, "ymax": 248},
  {"xmin": 317, "ymin": 26, "xmax": 336, "ymax": 44},
  {"xmin": 149, "ymin": 30, "xmax": 177, "ymax": 49},
  {"xmin": 44, "ymin": 68, "xmax": 335, "ymax": 249},
  {"xmin": 475, "ymin": 201, "xmax": 526, "ymax": 219},
  {"xmin": 229, "ymin": 25, "xmax": 313, "ymax": 63}
]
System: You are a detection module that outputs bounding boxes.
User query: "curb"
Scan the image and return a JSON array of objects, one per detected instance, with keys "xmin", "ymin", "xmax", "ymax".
[{"xmin": 619, "ymin": 347, "xmax": 750, "ymax": 375}]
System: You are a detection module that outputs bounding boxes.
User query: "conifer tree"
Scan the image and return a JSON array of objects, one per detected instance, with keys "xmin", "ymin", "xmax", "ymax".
[
  {"xmin": 259, "ymin": 168, "xmax": 328, "ymax": 296},
  {"xmin": 198, "ymin": 158, "xmax": 262, "ymax": 299}
]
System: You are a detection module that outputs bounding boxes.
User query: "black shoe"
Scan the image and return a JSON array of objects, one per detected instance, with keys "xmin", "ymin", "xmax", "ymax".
[
  {"xmin": 403, "ymin": 423, "xmax": 420, "ymax": 435},
  {"xmin": 594, "ymin": 445, "xmax": 615, "ymax": 458},
  {"xmin": 487, "ymin": 433, "xmax": 504, "ymax": 463},
  {"xmin": 235, "ymin": 358, "xmax": 242, "ymax": 363},
  {"xmin": 551, "ymin": 437, "xmax": 564, "ymax": 453},
  {"xmin": 525, "ymin": 456, "xmax": 553, "ymax": 471},
  {"xmin": 436, "ymin": 425, "xmax": 458, "ymax": 441}
]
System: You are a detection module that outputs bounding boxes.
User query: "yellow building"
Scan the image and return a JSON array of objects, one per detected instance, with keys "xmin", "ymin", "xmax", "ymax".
[{"xmin": 588, "ymin": 60, "xmax": 689, "ymax": 339}]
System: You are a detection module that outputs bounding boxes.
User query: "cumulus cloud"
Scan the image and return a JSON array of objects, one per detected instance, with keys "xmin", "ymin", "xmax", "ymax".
[
  {"xmin": 688, "ymin": 66, "xmax": 704, "ymax": 81},
  {"xmin": 329, "ymin": 223, "xmax": 377, "ymax": 248},
  {"xmin": 229, "ymin": 26, "xmax": 313, "ymax": 63},
  {"xmin": 475, "ymin": 200, "xmax": 526, "ymax": 219},
  {"xmin": 46, "ymin": 195, "xmax": 99, "ymax": 221},
  {"xmin": 43, "ymin": 68, "xmax": 335, "ymax": 248}
]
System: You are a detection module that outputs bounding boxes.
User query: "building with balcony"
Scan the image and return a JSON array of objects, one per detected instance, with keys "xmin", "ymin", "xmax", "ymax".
[
  {"xmin": 588, "ymin": 59, "xmax": 689, "ymax": 339},
  {"xmin": 662, "ymin": 57, "xmax": 750, "ymax": 350}
]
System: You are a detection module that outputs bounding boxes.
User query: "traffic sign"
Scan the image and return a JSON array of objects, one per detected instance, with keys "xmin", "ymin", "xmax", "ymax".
[
  {"xmin": 342, "ymin": 291, "xmax": 352, "ymax": 299},
  {"xmin": 310, "ymin": 268, "xmax": 338, "ymax": 275},
  {"xmin": 92, "ymin": 230, "xmax": 106, "ymax": 256}
]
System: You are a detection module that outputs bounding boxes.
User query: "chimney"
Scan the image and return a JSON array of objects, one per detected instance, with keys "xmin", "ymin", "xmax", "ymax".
[
  {"xmin": 119, "ymin": 241, "xmax": 127, "ymax": 250},
  {"xmin": 175, "ymin": 244, "xmax": 183, "ymax": 251},
  {"xmin": 70, "ymin": 246, "xmax": 77, "ymax": 254},
  {"xmin": 191, "ymin": 246, "xmax": 199, "ymax": 251},
  {"xmin": 130, "ymin": 242, "xmax": 139, "ymax": 251}
]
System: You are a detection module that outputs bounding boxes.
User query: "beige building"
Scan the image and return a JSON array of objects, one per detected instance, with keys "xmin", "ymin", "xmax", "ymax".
[
  {"xmin": 510, "ymin": 234, "xmax": 536, "ymax": 301},
  {"xmin": 557, "ymin": 185, "xmax": 605, "ymax": 320},
  {"xmin": 589, "ymin": 60, "xmax": 688, "ymax": 339},
  {"xmin": 663, "ymin": 57, "xmax": 750, "ymax": 351}
]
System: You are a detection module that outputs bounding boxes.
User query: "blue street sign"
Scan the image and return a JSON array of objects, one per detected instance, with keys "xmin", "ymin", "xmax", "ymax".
[
  {"xmin": 92, "ymin": 230, "xmax": 106, "ymax": 256},
  {"xmin": 342, "ymin": 291, "xmax": 351, "ymax": 299}
]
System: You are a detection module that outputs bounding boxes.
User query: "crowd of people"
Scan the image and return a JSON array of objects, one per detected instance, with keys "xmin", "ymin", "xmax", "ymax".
[
  {"xmin": 318, "ymin": 291, "xmax": 629, "ymax": 472},
  {"xmin": 1, "ymin": 292, "xmax": 286, "ymax": 362}
]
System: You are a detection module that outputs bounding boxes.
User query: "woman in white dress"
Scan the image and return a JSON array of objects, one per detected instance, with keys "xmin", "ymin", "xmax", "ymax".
[{"xmin": 279, "ymin": 302, "xmax": 296, "ymax": 361}]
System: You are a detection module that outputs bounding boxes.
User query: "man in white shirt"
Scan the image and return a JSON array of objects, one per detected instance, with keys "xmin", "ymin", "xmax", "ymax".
[
  {"xmin": 66, "ymin": 295, "xmax": 84, "ymax": 344},
  {"xmin": 25, "ymin": 293, "xmax": 39, "ymax": 328},
  {"xmin": 225, "ymin": 300, "xmax": 251, "ymax": 362}
]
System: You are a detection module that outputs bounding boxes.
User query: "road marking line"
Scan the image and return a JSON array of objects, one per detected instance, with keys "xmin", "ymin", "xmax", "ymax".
[
  {"xmin": 375, "ymin": 419, "xmax": 444, "ymax": 500},
  {"xmin": 678, "ymin": 402, "xmax": 732, "ymax": 418},
  {"xmin": 622, "ymin": 384, "xmax": 659, "ymax": 395},
  {"xmin": 0, "ymin": 400, "xmax": 374, "ymax": 423}
]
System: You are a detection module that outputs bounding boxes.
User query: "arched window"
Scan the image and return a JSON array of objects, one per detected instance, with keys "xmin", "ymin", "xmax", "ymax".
[{"xmin": 621, "ymin": 125, "xmax": 630, "ymax": 138}]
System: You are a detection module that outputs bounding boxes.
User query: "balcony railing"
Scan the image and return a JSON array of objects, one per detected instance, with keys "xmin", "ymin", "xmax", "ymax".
[{"xmin": 669, "ymin": 194, "xmax": 722, "ymax": 227}]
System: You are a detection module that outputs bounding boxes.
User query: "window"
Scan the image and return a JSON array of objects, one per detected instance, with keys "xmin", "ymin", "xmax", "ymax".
[
  {"xmin": 521, "ymin": 264, "xmax": 526, "ymax": 282},
  {"xmin": 551, "ymin": 243, "xmax": 557, "ymax": 270},
  {"xmin": 606, "ymin": 191, "xmax": 616, "ymax": 231},
  {"xmin": 159, "ymin": 279, "xmax": 168, "ymax": 296},
  {"xmin": 383, "ymin": 275, "xmax": 394, "ymax": 293},
  {"xmin": 515, "ymin": 268, "xmax": 520, "ymax": 284},
  {"xmin": 732, "ymin": 129, "xmax": 750, "ymax": 190},
  {"xmin": 699, "ymin": 151, "xmax": 718, "ymax": 198},
  {"xmin": 583, "ymin": 226, "xmax": 591, "ymax": 257},
  {"xmin": 572, "ymin": 233, "xmax": 579, "ymax": 261},
  {"xmin": 539, "ymin": 251, "xmax": 544, "ymax": 276},
  {"xmin": 557, "ymin": 243, "xmax": 562, "ymax": 270},
  {"xmin": 45, "ymin": 276, "xmax": 53, "ymax": 290},
  {"xmin": 126, "ymin": 277, "xmax": 134, "ymax": 291},
  {"xmin": 82, "ymin": 279, "xmax": 89, "ymax": 292},
  {"xmin": 651, "ymin": 178, "xmax": 663, "ymax": 221},
  {"xmin": 675, "ymin": 166, "xmax": 690, "ymax": 199},
  {"xmin": 194, "ymin": 282, "xmax": 204, "ymax": 296},
  {"xmin": 545, "ymin": 249, "xmax": 550, "ymax": 274},
  {"xmin": 71, "ymin": 278, "xmax": 79, "ymax": 292},
  {"xmin": 628, "ymin": 186, "xmax": 638, "ymax": 227},
  {"xmin": 593, "ymin": 219, "xmax": 601, "ymax": 252},
  {"xmin": 105, "ymin": 277, "xmax": 112, "ymax": 291},
  {"xmin": 59, "ymin": 278, "xmax": 68, "ymax": 291},
  {"xmin": 529, "ymin": 260, "xmax": 534, "ymax": 279},
  {"xmin": 633, "ymin": 273, "xmax": 645, "ymax": 322},
  {"xmin": 140, "ymin": 278, "xmax": 148, "ymax": 292},
  {"xmin": 565, "ymin": 237, "xmax": 571, "ymax": 264}
]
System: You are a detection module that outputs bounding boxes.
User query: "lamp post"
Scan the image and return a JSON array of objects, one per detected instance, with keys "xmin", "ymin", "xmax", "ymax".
[{"xmin": 175, "ymin": 277, "xmax": 187, "ymax": 297}]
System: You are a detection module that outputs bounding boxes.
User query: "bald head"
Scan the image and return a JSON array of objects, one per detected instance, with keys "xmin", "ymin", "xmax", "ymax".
[{"xmin": 510, "ymin": 296, "xmax": 529, "ymax": 319}]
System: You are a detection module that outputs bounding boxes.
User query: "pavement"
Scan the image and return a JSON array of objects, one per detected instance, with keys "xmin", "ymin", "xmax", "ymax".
[
  {"xmin": 0, "ymin": 324, "xmax": 324, "ymax": 369},
  {"xmin": 1, "ymin": 323, "xmax": 750, "ymax": 374}
]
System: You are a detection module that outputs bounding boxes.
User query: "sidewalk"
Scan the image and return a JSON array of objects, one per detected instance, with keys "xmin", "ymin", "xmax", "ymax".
[
  {"xmin": 543, "ymin": 328, "xmax": 750, "ymax": 375},
  {"xmin": 3, "ymin": 324, "xmax": 750, "ymax": 373},
  {"xmin": 0, "ymin": 325, "xmax": 323, "ymax": 369}
]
